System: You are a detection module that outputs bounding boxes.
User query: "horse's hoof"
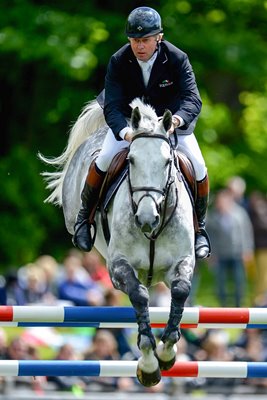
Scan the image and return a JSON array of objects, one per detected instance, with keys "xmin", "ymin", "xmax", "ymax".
[
  {"xmin": 157, "ymin": 355, "xmax": 176, "ymax": 371},
  {"xmin": 136, "ymin": 365, "xmax": 161, "ymax": 387}
]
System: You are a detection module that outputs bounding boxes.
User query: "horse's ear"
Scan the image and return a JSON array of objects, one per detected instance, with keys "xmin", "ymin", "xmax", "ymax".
[
  {"xmin": 162, "ymin": 109, "xmax": 173, "ymax": 133},
  {"xmin": 131, "ymin": 107, "xmax": 141, "ymax": 130}
]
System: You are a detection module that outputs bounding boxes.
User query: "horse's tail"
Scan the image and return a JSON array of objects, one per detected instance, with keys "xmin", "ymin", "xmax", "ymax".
[{"xmin": 38, "ymin": 99, "xmax": 105, "ymax": 205}]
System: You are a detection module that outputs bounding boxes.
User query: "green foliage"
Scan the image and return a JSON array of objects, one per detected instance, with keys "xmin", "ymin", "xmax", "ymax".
[
  {"xmin": 161, "ymin": 0, "xmax": 267, "ymax": 191},
  {"xmin": 0, "ymin": 0, "xmax": 267, "ymax": 268},
  {"xmin": 0, "ymin": 1, "xmax": 109, "ymax": 80},
  {"xmin": 0, "ymin": 145, "xmax": 69, "ymax": 270}
]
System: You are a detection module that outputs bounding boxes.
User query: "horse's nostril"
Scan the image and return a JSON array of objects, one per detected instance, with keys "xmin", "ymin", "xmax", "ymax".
[{"xmin": 152, "ymin": 215, "xmax": 160, "ymax": 228}]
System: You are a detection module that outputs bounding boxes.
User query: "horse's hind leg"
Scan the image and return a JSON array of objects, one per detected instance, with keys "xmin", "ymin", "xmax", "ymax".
[
  {"xmin": 110, "ymin": 257, "xmax": 161, "ymax": 387},
  {"xmin": 156, "ymin": 274, "xmax": 191, "ymax": 370}
]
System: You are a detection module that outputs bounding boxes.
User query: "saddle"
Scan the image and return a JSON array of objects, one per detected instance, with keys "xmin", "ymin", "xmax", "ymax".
[{"xmin": 98, "ymin": 149, "xmax": 197, "ymax": 243}]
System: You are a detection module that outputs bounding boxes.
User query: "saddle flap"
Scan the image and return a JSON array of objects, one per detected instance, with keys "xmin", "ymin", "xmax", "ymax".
[
  {"xmin": 99, "ymin": 148, "xmax": 129, "ymax": 207},
  {"xmin": 176, "ymin": 151, "xmax": 199, "ymax": 232},
  {"xmin": 177, "ymin": 151, "xmax": 197, "ymax": 202}
]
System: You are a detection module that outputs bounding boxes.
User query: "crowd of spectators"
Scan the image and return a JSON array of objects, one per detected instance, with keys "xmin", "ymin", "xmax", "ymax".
[
  {"xmin": 205, "ymin": 176, "xmax": 267, "ymax": 308},
  {"xmin": 0, "ymin": 176, "xmax": 266, "ymax": 395}
]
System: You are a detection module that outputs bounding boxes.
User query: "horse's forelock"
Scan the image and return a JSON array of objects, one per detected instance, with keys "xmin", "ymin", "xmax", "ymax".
[{"xmin": 130, "ymin": 98, "xmax": 158, "ymax": 124}]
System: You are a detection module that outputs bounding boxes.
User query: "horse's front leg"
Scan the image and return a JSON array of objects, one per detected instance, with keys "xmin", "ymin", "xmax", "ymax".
[
  {"xmin": 156, "ymin": 263, "xmax": 192, "ymax": 370},
  {"xmin": 110, "ymin": 256, "xmax": 161, "ymax": 387}
]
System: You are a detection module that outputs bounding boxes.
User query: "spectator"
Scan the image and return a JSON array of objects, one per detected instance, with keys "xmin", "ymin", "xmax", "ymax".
[
  {"xmin": 234, "ymin": 328, "xmax": 267, "ymax": 362},
  {"xmin": 207, "ymin": 189, "xmax": 254, "ymax": 307},
  {"xmin": 233, "ymin": 328, "xmax": 267, "ymax": 390},
  {"xmin": 16, "ymin": 263, "xmax": 47, "ymax": 305},
  {"xmin": 226, "ymin": 175, "xmax": 248, "ymax": 210},
  {"xmin": 248, "ymin": 191, "xmax": 267, "ymax": 300},
  {"xmin": 83, "ymin": 329, "xmax": 135, "ymax": 391},
  {"xmin": 104, "ymin": 289, "xmax": 135, "ymax": 359},
  {"xmin": 58, "ymin": 254, "xmax": 104, "ymax": 306},
  {"xmin": 196, "ymin": 330, "xmax": 240, "ymax": 390},
  {"xmin": 47, "ymin": 344, "xmax": 86, "ymax": 393},
  {"xmin": 1, "ymin": 269, "xmax": 23, "ymax": 305},
  {"xmin": 4, "ymin": 337, "xmax": 46, "ymax": 392},
  {"xmin": 82, "ymin": 250, "xmax": 113, "ymax": 289},
  {"xmin": 5, "ymin": 337, "xmax": 28, "ymax": 361},
  {"xmin": 35, "ymin": 254, "xmax": 60, "ymax": 302}
]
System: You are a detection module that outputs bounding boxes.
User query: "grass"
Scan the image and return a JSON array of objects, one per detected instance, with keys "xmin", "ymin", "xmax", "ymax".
[{"xmin": 192, "ymin": 260, "xmax": 256, "ymax": 307}]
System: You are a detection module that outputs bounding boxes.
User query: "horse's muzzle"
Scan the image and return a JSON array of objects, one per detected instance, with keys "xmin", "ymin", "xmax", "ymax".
[{"xmin": 135, "ymin": 214, "xmax": 160, "ymax": 233}]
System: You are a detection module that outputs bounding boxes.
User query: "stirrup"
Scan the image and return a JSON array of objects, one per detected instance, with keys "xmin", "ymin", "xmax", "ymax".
[{"xmin": 195, "ymin": 228, "xmax": 211, "ymax": 259}]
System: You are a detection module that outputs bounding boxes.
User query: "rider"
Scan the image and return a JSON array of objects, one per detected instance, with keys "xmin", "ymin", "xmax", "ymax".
[{"xmin": 73, "ymin": 6, "xmax": 211, "ymax": 259}]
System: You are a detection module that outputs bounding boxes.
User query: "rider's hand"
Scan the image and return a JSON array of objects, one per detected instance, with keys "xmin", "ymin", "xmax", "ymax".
[
  {"xmin": 124, "ymin": 131, "xmax": 133, "ymax": 142},
  {"xmin": 172, "ymin": 116, "xmax": 180, "ymax": 128},
  {"xmin": 168, "ymin": 116, "xmax": 180, "ymax": 134}
]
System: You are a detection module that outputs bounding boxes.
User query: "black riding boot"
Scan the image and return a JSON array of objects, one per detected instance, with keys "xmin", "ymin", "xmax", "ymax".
[
  {"xmin": 195, "ymin": 175, "xmax": 211, "ymax": 259},
  {"xmin": 72, "ymin": 161, "xmax": 106, "ymax": 252}
]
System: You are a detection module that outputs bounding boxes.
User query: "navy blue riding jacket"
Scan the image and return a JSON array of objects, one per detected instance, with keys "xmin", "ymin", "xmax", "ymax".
[{"xmin": 98, "ymin": 40, "xmax": 202, "ymax": 141}]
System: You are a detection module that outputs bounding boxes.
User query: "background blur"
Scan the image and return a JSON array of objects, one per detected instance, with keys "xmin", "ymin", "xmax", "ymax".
[{"xmin": 1, "ymin": 0, "xmax": 267, "ymax": 269}]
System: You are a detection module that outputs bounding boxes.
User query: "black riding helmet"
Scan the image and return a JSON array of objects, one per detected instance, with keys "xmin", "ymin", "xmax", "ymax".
[{"xmin": 126, "ymin": 7, "xmax": 163, "ymax": 38}]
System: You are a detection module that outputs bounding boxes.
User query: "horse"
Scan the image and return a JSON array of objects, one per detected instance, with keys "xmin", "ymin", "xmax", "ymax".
[{"xmin": 39, "ymin": 98, "xmax": 195, "ymax": 387}]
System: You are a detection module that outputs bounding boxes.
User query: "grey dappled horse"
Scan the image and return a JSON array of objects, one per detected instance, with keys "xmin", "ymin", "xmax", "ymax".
[{"xmin": 39, "ymin": 98, "xmax": 195, "ymax": 386}]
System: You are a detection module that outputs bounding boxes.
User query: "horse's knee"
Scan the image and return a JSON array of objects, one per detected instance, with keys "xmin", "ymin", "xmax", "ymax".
[
  {"xmin": 171, "ymin": 278, "xmax": 191, "ymax": 304},
  {"xmin": 110, "ymin": 258, "xmax": 149, "ymax": 308},
  {"xmin": 129, "ymin": 284, "xmax": 149, "ymax": 309},
  {"xmin": 110, "ymin": 258, "xmax": 135, "ymax": 291}
]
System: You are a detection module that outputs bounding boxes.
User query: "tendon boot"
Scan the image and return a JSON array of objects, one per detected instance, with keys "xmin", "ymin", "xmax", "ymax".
[
  {"xmin": 72, "ymin": 161, "xmax": 106, "ymax": 252},
  {"xmin": 195, "ymin": 174, "xmax": 211, "ymax": 259}
]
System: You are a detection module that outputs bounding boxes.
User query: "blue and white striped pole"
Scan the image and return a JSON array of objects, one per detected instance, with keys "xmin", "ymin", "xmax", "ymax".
[
  {"xmin": 0, "ymin": 360, "xmax": 267, "ymax": 378},
  {"xmin": 0, "ymin": 306, "xmax": 267, "ymax": 329}
]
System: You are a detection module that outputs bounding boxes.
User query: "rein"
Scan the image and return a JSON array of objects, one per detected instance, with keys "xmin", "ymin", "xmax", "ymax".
[{"xmin": 128, "ymin": 133, "xmax": 179, "ymax": 287}]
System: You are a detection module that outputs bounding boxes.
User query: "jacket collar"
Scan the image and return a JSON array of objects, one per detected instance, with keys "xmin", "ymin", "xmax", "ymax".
[
  {"xmin": 126, "ymin": 42, "xmax": 169, "ymax": 89},
  {"xmin": 148, "ymin": 44, "xmax": 168, "ymax": 89}
]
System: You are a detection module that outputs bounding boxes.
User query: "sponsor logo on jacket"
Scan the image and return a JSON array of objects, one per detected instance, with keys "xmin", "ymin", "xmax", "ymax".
[{"xmin": 159, "ymin": 79, "xmax": 173, "ymax": 88}]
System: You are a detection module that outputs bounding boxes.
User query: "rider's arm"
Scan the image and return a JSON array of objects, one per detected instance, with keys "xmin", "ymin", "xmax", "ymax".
[{"xmin": 104, "ymin": 54, "xmax": 130, "ymax": 141}]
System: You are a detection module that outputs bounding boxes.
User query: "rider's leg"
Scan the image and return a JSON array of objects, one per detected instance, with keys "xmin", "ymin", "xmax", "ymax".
[
  {"xmin": 178, "ymin": 133, "xmax": 211, "ymax": 259},
  {"xmin": 73, "ymin": 128, "xmax": 129, "ymax": 252},
  {"xmin": 72, "ymin": 160, "xmax": 106, "ymax": 251}
]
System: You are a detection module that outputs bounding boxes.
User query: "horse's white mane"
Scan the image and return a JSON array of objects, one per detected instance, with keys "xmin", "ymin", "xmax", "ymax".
[{"xmin": 38, "ymin": 99, "xmax": 104, "ymax": 205}]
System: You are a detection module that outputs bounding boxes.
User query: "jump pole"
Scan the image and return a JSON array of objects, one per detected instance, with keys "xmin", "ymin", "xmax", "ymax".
[
  {"xmin": 0, "ymin": 306, "xmax": 266, "ymax": 329},
  {"xmin": 0, "ymin": 360, "xmax": 267, "ymax": 378}
]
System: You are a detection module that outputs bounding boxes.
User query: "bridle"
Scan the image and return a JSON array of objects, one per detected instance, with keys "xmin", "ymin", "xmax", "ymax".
[
  {"xmin": 127, "ymin": 132, "xmax": 179, "ymax": 287},
  {"xmin": 128, "ymin": 133, "xmax": 175, "ymax": 217}
]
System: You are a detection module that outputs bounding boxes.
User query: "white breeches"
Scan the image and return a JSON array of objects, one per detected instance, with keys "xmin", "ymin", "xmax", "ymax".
[
  {"xmin": 96, "ymin": 128, "xmax": 129, "ymax": 172},
  {"xmin": 177, "ymin": 134, "xmax": 207, "ymax": 181},
  {"xmin": 96, "ymin": 128, "xmax": 207, "ymax": 181}
]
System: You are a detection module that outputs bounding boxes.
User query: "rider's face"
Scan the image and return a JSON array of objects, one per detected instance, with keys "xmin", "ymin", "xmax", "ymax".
[{"xmin": 129, "ymin": 35, "xmax": 159, "ymax": 62}]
